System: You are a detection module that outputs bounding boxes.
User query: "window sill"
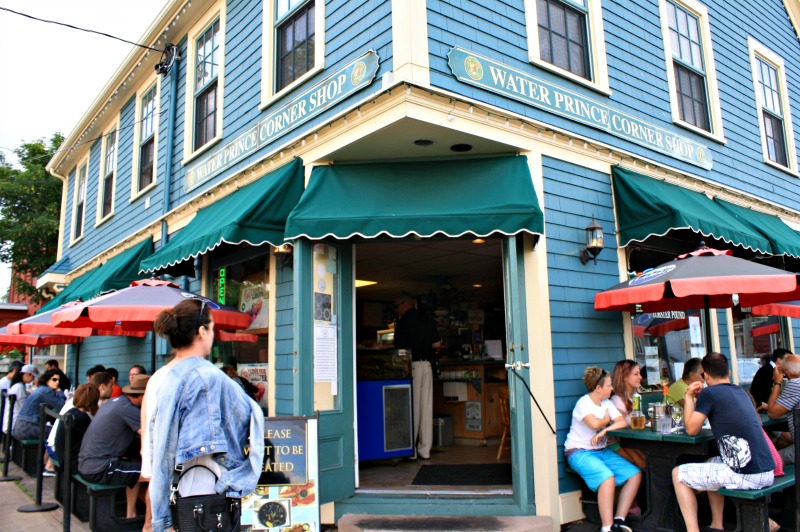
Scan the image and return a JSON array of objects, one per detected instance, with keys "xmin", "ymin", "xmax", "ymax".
[
  {"xmin": 763, "ymin": 157, "xmax": 799, "ymax": 177},
  {"xmin": 68, "ymin": 235, "xmax": 84, "ymax": 248},
  {"xmin": 183, "ymin": 136, "xmax": 223, "ymax": 166},
  {"xmin": 260, "ymin": 65, "xmax": 324, "ymax": 110},
  {"xmin": 529, "ymin": 58, "xmax": 611, "ymax": 97},
  {"xmin": 671, "ymin": 118, "xmax": 726, "ymax": 145},
  {"xmin": 94, "ymin": 212, "xmax": 114, "ymax": 229},
  {"xmin": 129, "ymin": 182, "xmax": 158, "ymax": 203}
]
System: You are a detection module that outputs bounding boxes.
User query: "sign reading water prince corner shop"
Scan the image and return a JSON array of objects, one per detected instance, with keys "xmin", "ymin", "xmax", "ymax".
[
  {"xmin": 186, "ymin": 51, "xmax": 380, "ymax": 191},
  {"xmin": 448, "ymin": 47, "xmax": 712, "ymax": 170}
]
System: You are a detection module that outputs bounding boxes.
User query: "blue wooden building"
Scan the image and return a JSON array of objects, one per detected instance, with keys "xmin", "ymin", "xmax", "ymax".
[{"xmin": 40, "ymin": 0, "xmax": 800, "ymax": 527}]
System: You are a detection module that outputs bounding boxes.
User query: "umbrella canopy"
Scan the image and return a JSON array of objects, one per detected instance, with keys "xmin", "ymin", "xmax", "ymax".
[
  {"xmin": 594, "ymin": 247, "xmax": 799, "ymax": 313},
  {"xmin": 631, "ymin": 311, "xmax": 690, "ymax": 338},
  {"xmin": 750, "ymin": 301, "xmax": 800, "ymax": 318},
  {"xmin": 7, "ymin": 303, "xmax": 146, "ymax": 338},
  {"xmin": 50, "ymin": 279, "xmax": 253, "ymax": 332},
  {"xmin": 0, "ymin": 326, "xmax": 82, "ymax": 348}
]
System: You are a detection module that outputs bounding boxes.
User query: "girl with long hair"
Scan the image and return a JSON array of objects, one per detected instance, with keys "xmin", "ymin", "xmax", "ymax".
[{"xmin": 610, "ymin": 359, "xmax": 646, "ymax": 469}]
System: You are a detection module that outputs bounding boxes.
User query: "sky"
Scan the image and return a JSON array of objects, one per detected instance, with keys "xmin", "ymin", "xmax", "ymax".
[{"xmin": 0, "ymin": 0, "xmax": 167, "ymax": 298}]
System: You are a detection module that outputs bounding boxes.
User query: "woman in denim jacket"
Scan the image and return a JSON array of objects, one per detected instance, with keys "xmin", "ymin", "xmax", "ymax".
[{"xmin": 146, "ymin": 299, "xmax": 265, "ymax": 531}]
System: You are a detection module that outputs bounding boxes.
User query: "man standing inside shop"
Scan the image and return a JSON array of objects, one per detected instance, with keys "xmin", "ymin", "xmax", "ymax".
[{"xmin": 393, "ymin": 293, "xmax": 441, "ymax": 460}]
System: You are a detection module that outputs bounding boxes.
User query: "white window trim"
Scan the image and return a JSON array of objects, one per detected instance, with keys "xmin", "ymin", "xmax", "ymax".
[
  {"xmin": 524, "ymin": 0, "xmax": 611, "ymax": 95},
  {"xmin": 131, "ymin": 77, "xmax": 161, "ymax": 201},
  {"xmin": 747, "ymin": 37, "xmax": 798, "ymax": 175},
  {"xmin": 260, "ymin": 0, "xmax": 326, "ymax": 109},
  {"xmin": 183, "ymin": 3, "xmax": 226, "ymax": 164},
  {"xmin": 658, "ymin": 0, "xmax": 725, "ymax": 143},
  {"xmin": 96, "ymin": 123, "xmax": 119, "ymax": 226},
  {"xmin": 69, "ymin": 152, "xmax": 90, "ymax": 247}
]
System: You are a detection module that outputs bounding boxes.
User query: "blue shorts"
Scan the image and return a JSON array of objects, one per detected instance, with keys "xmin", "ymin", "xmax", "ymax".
[{"xmin": 567, "ymin": 448, "xmax": 640, "ymax": 492}]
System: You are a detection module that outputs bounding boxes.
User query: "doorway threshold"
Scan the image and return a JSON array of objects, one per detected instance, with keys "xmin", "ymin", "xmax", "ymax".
[{"xmin": 355, "ymin": 488, "xmax": 513, "ymax": 498}]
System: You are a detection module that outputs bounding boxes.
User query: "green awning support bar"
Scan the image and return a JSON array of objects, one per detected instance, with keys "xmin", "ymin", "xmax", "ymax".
[
  {"xmin": 284, "ymin": 155, "xmax": 544, "ymax": 240},
  {"xmin": 139, "ymin": 158, "xmax": 305, "ymax": 275},
  {"xmin": 38, "ymin": 238, "xmax": 154, "ymax": 313},
  {"xmin": 611, "ymin": 167, "xmax": 773, "ymax": 253}
]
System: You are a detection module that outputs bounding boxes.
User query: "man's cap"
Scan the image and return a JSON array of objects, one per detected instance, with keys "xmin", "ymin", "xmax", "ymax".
[
  {"xmin": 122, "ymin": 374, "xmax": 150, "ymax": 395},
  {"xmin": 21, "ymin": 364, "xmax": 39, "ymax": 375},
  {"xmin": 8, "ymin": 360, "xmax": 23, "ymax": 371}
]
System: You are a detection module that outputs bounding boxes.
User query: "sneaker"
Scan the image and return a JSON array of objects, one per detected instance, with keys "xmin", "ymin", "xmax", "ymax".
[
  {"xmin": 611, "ymin": 519, "xmax": 633, "ymax": 532},
  {"xmin": 42, "ymin": 470, "xmax": 56, "ymax": 478}
]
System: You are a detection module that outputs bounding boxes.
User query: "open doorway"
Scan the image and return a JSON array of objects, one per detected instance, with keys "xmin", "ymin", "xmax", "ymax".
[{"xmin": 353, "ymin": 238, "xmax": 512, "ymax": 493}]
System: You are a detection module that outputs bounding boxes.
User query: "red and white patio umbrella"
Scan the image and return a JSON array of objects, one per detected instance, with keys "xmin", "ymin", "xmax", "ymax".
[
  {"xmin": 50, "ymin": 279, "xmax": 253, "ymax": 332},
  {"xmin": 0, "ymin": 326, "xmax": 82, "ymax": 349},
  {"xmin": 595, "ymin": 245, "xmax": 800, "ymax": 349}
]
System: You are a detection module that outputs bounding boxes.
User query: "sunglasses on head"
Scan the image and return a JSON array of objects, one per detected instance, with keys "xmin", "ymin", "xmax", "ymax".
[{"xmin": 194, "ymin": 299, "xmax": 220, "ymax": 331}]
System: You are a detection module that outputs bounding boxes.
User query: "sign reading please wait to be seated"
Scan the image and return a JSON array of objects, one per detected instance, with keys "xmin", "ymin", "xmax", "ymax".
[
  {"xmin": 186, "ymin": 51, "xmax": 380, "ymax": 192},
  {"xmin": 447, "ymin": 47, "xmax": 712, "ymax": 170}
]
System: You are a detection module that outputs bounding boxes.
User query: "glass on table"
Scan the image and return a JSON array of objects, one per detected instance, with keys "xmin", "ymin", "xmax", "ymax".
[
  {"xmin": 630, "ymin": 411, "xmax": 646, "ymax": 430},
  {"xmin": 672, "ymin": 405, "xmax": 683, "ymax": 427}
]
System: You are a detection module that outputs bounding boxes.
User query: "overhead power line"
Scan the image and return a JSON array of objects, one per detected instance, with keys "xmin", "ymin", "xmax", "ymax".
[{"xmin": 0, "ymin": 6, "xmax": 165, "ymax": 53}]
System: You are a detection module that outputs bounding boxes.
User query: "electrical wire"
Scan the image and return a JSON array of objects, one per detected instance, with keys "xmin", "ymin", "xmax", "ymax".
[{"xmin": 0, "ymin": 6, "xmax": 165, "ymax": 53}]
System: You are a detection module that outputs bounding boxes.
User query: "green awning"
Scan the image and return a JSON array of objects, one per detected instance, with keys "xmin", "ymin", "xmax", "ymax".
[
  {"xmin": 284, "ymin": 155, "xmax": 544, "ymax": 240},
  {"xmin": 139, "ymin": 159, "xmax": 304, "ymax": 275},
  {"xmin": 714, "ymin": 198, "xmax": 800, "ymax": 258},
  {"xmin": 612, "ymin": 167, "xmax": 772, "ymax": 253},
  {"xmin": 39, "ymin": 238, "xmax": 153, "ymax": 313}
]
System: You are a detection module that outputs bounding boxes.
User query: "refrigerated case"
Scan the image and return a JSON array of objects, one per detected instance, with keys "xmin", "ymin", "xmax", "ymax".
[{"xmin": 356, "ymin": 349, "xmax": 414, "ymax": 461}]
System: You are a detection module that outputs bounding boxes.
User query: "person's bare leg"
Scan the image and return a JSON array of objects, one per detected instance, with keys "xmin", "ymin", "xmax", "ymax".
[
  {"xmin": 597, "ymin": 477, "xmax": 616, "ymax": 528},
  {"xmin": 707, "ymin": 490, "xmax": 724, "ymax": 530},
  {"xmin": 126, "ymin": 482, "xmax": 141, "ymax": 518},
  {"xmin": 142, "ymin": 481, "xmax": 152, "ymax": 532},
  {"xmin": 672, "ymin": 467, "xmax": 699, "ymax": 532},
  {"xmin": 616, "ymin": 472, "xmax": 641, "ymax": 517}
]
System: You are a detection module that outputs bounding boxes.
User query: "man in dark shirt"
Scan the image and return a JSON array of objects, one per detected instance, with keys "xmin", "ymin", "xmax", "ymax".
[
  {"xmin": 79, "ymin": 375, "xmax": 149, "ymax": 519},
  {"xmin": 673, "ymin": 353, "xmax": 775, "ymax": 532},
  {"xmin": 393, "ymin": 293, "xmax": 440, "ymax": 460},
  {"xmin": 750, "ymin": 348, "xmax": 791, "ymax": 410}
]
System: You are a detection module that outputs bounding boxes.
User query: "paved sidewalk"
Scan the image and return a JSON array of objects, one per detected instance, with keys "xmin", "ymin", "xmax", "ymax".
[{"xmin": 0, "ymin": 460, "xmax": 90, "ymax": 532}]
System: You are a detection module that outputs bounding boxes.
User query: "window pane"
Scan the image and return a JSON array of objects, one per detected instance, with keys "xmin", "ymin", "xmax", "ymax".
[
  {"xmin": 139, "ymin": 138, "xmax": 154, "ymax": 190},
  {"xmin": 764, "ymin": 112, "xmax": 788, "ymax": 166},
  {"xmin": 102, "ymin": 174, "xmax": 114, "ymax": 217},
  {"xmin": 632, "ymin": 310, "xmax": 706, "ymax": 387},
  {"xmin": 194, "ymin": 82, "xmax": 217, "ymax": 150},
  {"xmin": 732, "ymin": 308, "xmax": 783, "ymax": 385},
  {"xmin": 276, "ymin": 1, "xmax": 315, "ymax": 91},
  {"xmin": 537, "ymin": 0, "xmax": 589, "ymax": 80},
  {"xmin": 674, "ymin": 63, "xmax": 709, "ymax": 131}
]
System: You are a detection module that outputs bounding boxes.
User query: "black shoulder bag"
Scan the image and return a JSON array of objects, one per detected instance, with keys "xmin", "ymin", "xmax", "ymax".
[{"xmin": 169, "ymin": 464, "xmax": 242, "ymax": 531}]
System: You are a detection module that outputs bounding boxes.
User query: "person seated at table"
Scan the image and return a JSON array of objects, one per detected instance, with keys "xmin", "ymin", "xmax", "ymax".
[
  {"xmin": 44, "ymin": 359, "xmax": 71, "ymax": 392},
  {"xmin": 766, "ymin": 353, "xmax": 800, "ymax": 465},
  {"xmin": 3, "ymin": 364, "xmax": 35, "ymax": 433},
  {"xmin": 673, "ymin": 353, "xmax": 775, "ymax": 532},
  {"xmin": 85, "ymin": 364, "xmax": 106, "ymax": 384},
  {"xmin": 0, "ymin": 360, "xmax": 23, "ymax": 393},
  {"xmin": 609, "ymin": 359, "xmax": 646, "ymax": 470},
  {"xmin": 752, "ymin": 348, "xmax": 792, "ymax": 411},
  {"xmin": 666, "ymin": 357, "xmax": 703, "ymax": 407},
  {"xmin": 54, "ymin": 384, "xmax": 99, "ymax": 473},
  {"xmin": 106, "ymin": 367, "xmax": 124, "ymax": 398},
  {"xmin": 565, "ymin": 366, "xmax": 641, "ymax": 532},
  {"xmin": 12, "ymin": 369, "xmax": 66, "ymax": 440},
  {"xmin": 79, "ymin": 374, "xmax": 150, "ymax": 520}
]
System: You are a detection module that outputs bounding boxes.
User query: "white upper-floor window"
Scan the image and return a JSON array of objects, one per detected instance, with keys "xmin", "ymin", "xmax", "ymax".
[
  {"xmin": 261, "ymin": 0, "xmax": 325, "ymax": 106},
  {"xmin": 72, "ymin": 155, "xmax": 89, "ymax": 243},
  {"xmin": 137, "ymin": 85, "xmax": 158, "ymax": 194},
  {"xmin": 525, "ymin": 0, "xmax": 610, "ymax": 94},
  {"xmin": 98, "ymin": 126, "xmax": 118, "ymax": 222},
  {"xmin": 184, "ymin": 5, "xmax": 226, "ymax": 162},
  {"xmin": 748, "ymin": 38, "xmax": 797, "ymax": 173},
  {"xmin": 659, "ymin": 0, "xmax": 724, "ymax": 141}
]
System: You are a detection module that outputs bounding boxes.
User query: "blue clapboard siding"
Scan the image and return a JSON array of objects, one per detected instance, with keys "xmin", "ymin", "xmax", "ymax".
[
  {"xmin": 542, "ymin": 156, "xmax": 625, "ymax": 494},
  {"xmin": 273, "ymin": 265, "xmax": 295, "ymax": 415},
  {"xmin": 428, "ymin": 0, "xmax": 800, "ymax": 210}
]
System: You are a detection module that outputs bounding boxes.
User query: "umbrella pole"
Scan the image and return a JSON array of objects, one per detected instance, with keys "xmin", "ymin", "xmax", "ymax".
[
  {"xmin": 704, "ymin": 296, "xmax": 712, "ymax": 354},
  {"xmin": 73, "ymin": 341, "xmax": 81, "ymax": 385},
  {"xmin": 151, "ymin": 330, "xmax": 156, "ymax": 375}
]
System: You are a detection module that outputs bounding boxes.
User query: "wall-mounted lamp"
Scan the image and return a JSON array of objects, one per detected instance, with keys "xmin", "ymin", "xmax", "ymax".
[
  {"xmin": 579, "ymin": 216, "xmax": 604, "ymax": 265},
  {"xmin": 274, "ymin": 244, "xmax": 293, "ymax": 270}
]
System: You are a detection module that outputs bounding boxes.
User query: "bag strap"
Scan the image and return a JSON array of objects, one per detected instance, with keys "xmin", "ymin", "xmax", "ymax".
[{"xmin": 170, "ymin": 464, "xmax": 219, "ymax": 506}]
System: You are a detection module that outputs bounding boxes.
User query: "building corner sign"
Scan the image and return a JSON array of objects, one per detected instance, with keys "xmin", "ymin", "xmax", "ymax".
[
  {"xmin": 186, "ymin": 51, "xmax": 380, "ymax": 191},
  {"xmin": 447, "ymin": 47, "xmax": 712, "ymax": 170}
]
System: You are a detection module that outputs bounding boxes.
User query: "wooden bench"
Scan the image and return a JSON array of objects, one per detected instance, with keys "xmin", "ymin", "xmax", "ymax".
[
  {"xmin": 11, "ymin": 438, "xmax": 41, "ymax": 477},
  {"xmin": 71, "ymin": 473, "xmax": 145, "ymax": 531},
  {"xmin": 718, "ymin": 469, "xmax": 795, "ymax": 531}
]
